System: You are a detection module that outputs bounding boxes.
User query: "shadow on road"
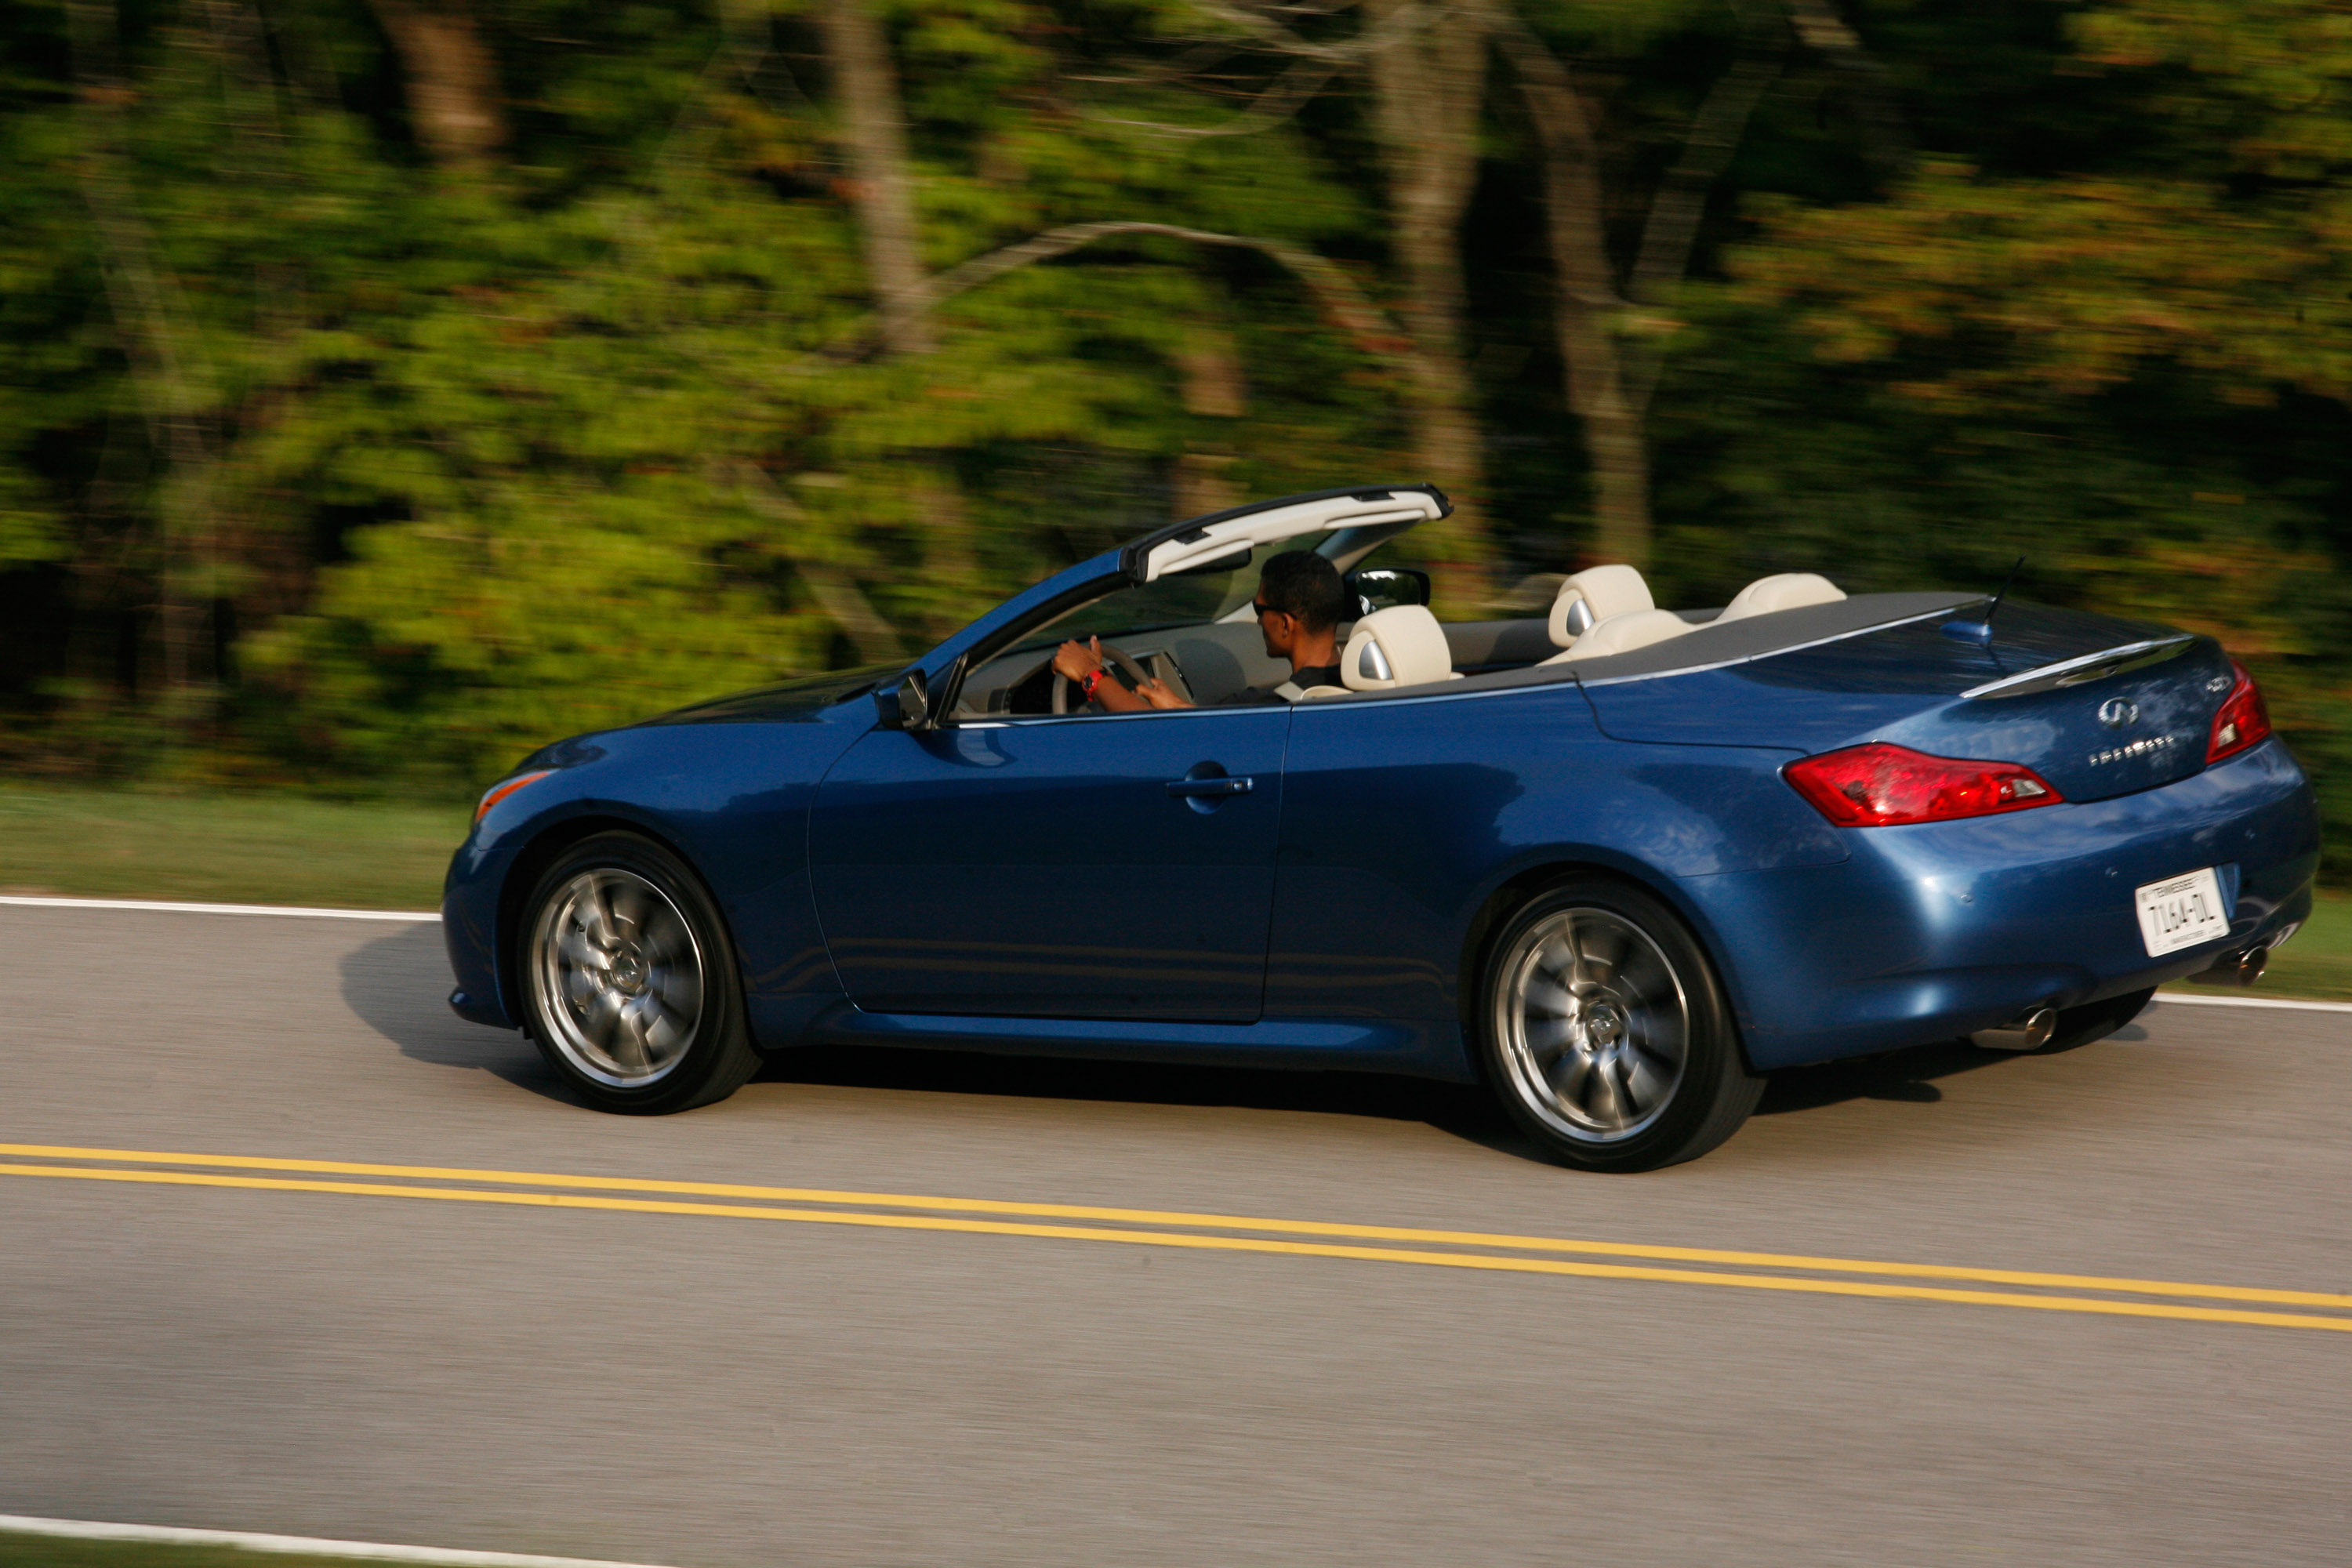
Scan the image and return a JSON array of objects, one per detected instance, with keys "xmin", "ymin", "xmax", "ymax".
[
  {"xmin": 1755, "ymin": 1021, "xmax": 2149, "ymax": 1116},
  {"xmin": 1756, "ymin": 1040, "xmax": 1998, "ymax": 1113},
  {"xmin": 338, "ymin": 922, "xmax": 567, "ymax": 1099},
  {"xmin": 338, "ymin": 926, "xmax": 1541, "ymax": 1150},
  {"xmin": 340, "ymin": 924, "xmax": 2143, "ymax": 1157},
  {"xmin": 753, "ymin": 1043, "xmax": 1541, "ymax": 1159}
]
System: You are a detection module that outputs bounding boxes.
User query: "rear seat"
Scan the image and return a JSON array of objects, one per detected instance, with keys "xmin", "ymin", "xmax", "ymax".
[
  {"xmin": 1715, "ymin": 572, "xmax": 1845, "ymax": 622},
  {"xmin": 1541, "ymin": 564, "xmax": 1690, "ymax": 666},
  {"xmin": 1541, "ymin": 564, "xmax": 1847, "ymax": 666},
  {"xmin": 1547, "ymin": 564, "xmax": 1654, "ymax": 647}
]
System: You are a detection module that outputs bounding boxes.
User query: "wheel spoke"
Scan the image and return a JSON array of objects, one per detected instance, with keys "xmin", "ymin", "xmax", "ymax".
[
  {"xmin": 557, "ymin": 927, "xmax": 609, "ymax": 973},
  {"xmin": 1521, "ymin": 972, "xmax": 1574, "ymax": 1021},
  {"xmin": 1618, "ymin": 1050, "xmax": 1670, "ymax": 1115},
  {"xmin": 1523, "ymin": 1015, "xmax": 1574, "ymax": 1065},
  {"xmin": 1548, "ymin": 1051, "xmax": 1594, "ymax": 1111},
  {"xmin": 1577, "ymin": 921, "xmax": 1628, "ymax": 989}
]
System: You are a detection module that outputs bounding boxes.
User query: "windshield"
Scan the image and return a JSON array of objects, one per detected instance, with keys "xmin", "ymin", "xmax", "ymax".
[{"xmin": 1004, "ymin": 543, "xmax": 1279, "ymax": 654}]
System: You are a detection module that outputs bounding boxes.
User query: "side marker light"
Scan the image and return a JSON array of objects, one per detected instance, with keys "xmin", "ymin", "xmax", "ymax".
[{"xmin": 475, "ymin": 770, "xmax": 554, "ymax": 823}]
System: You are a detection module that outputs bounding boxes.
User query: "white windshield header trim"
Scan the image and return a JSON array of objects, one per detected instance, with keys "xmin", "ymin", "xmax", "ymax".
[{"xmin": 1140, "ymin": 493, "xmax": 1443, "ymax": 582}]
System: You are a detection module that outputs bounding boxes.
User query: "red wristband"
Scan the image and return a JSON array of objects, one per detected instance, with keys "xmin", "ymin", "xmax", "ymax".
[{"xmin": 1080, "ymin": 669, "xmax": 1105, "ymax": 700}]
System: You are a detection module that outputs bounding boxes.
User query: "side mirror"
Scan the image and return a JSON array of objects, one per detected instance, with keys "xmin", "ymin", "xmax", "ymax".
[
  {"xmin": 873, "ymin": 667, "xmax": 933, "ymax": 731},
  {"xmin": 1345, "ymin": 566, "xmax": 1432, "ymax": 618}
]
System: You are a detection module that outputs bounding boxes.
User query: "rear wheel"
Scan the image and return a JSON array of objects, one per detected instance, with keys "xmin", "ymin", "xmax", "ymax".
[
  {"xmin": 1476, "ymin": 877, "xmax": 1762, "ymax": 1172},
  {"xmin": 519, "ymin": 833, "xmax": 760, "ymax": 1114}
]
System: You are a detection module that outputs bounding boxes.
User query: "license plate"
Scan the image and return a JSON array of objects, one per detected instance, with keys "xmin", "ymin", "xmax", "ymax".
[{"xmin": 2135, "ymin": 867, "xmax": 2230, "ymax": 957}]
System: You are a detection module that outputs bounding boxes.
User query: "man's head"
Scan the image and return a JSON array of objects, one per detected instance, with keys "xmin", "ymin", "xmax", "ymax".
[{"xmin": 1250, "ymin": 550, "xmax": 1348, "ymax": 662}]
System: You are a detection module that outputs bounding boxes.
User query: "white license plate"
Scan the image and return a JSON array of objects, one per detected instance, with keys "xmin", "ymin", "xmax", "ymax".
[{"xmin": 2135, "ymin": 867, "xmax": 2230, "ymax": 957}]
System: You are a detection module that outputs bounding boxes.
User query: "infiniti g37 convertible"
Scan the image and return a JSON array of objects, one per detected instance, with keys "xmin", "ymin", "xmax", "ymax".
[{"xmin": 443, "ymin": 485, "xmax": 2318, "ymax": 1171}]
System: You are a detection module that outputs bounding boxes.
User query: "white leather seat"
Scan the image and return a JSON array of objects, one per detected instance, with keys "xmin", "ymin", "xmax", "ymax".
[
  {"xmin": 1716, "ymin": 572, "xmax": 1845, "ymax": 622},
  {"xmin": 1319, "ymin": 604, "xmax": 1458, "ymax": 694},
  {"xmin": 1548, "ymin": 564, "xmax": 1653, "ymax": 648},
  {"xmin": 1541, "ymin": 608, "xmax": 1694, "ymax": 666}
]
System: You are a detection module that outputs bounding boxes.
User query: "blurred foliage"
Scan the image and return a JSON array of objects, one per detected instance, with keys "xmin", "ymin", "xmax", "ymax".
[{"xmin": 0, "ymin": 0, "xmax": 2346, "ymax": 871}]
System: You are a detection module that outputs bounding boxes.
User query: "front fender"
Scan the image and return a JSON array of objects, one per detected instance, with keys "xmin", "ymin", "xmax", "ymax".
[{"xmin": 441, "ymin": 704, "xmax": 873, "ymax": 1041}]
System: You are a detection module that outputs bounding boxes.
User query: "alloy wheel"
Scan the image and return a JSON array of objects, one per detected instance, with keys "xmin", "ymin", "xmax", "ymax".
[
  {"xmin": 1492, "ymin": 907, "xmax": 1691, "ymax": 1142},
  {"xmin": 530, "ymin": 868, "xmax": 706, "ymax": 1088}
]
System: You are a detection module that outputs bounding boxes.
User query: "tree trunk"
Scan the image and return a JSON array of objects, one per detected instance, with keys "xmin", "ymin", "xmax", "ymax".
[
  {"xmin": 821, "ymin": 0, "xmax": 934, "ymax": 358},
  {"xmin": 66, "ymin": 0, "xmax": 219, "ymax": 728},
  {"xmin": 1172, "ymin": 317, "xmax": 1246, "ymax": 520},
  {"xmin": 1490, "ymin": 9, "xmax": 1652, "ymax": 568},
  {"xmin": 1365, "ymin": 0, "xmax": 1491, "ymax": 607},
  {"xmin": 368, "ymin": 0, "xmax": 507, "ymax": 169}
]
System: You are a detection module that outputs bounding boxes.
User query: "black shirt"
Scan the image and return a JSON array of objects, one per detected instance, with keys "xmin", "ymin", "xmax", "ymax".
[{"xmin": 1217, "ymin": 663, "xmax": 1345, "ymax": 706}]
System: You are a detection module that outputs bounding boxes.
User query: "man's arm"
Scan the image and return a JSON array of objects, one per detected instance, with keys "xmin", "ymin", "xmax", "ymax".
[{"xmin": 1051, "ymin": 637, "xmax": 1190, "ymax": 711}]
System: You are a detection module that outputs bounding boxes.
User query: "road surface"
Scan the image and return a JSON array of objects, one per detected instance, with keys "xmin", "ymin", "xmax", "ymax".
[{"xmin": 2, "ymin": 902, "xmax": 2348, "ymax": 1566}]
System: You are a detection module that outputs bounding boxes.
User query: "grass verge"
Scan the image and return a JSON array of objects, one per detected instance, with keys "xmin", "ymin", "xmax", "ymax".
[
  {"xmin": 0, "ymin": 784, "xmax": 463, "ymax": 910},
  {"xmin": 2167, "ymin": 885, "xmax": 2352, "ymax": 1004},
  {"xmin": 0, "ymin": 1533, "xmax": 419, "ymax": 1568}
]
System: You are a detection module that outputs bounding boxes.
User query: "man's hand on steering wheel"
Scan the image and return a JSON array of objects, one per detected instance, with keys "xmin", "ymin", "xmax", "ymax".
[
  {"xmin": 1051, "ymin": 636, "xmax": 1106, "ymax": 686},
  {"xmin": 1051, "ymin": 637, "xmax": 1188, "ymax": 712}
]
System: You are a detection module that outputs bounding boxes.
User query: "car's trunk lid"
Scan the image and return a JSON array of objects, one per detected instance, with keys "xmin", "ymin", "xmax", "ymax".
[{"xmin": 1577, "ymin": 599, "xmax": 2233, "ymax": 804}]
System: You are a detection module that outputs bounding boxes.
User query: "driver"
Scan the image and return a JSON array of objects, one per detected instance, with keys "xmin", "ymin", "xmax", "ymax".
[{"xmin": 1054, "ymin": 550, "xmax": 1350, "ymax": 711}]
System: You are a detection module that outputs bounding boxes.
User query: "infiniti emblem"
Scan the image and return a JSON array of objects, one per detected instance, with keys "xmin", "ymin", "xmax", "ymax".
[{"xmin": 2097, "ymin": 698, "xmax": 2138, "ymax": 729}]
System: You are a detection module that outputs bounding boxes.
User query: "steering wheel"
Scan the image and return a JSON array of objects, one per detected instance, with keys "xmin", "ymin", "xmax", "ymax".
[{"xmin": 1053, "ymin": 641, "xmax": 1156, "ymax": 714}]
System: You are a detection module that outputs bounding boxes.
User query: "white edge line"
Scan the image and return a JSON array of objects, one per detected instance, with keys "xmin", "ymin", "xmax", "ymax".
[
  {"xmin": 0, "ymin": 895, "xmax": 438, "ymax": 921},
  {"xmin": 2153, "ymin": 990, "xmax": 2352, "ymax": 1015},
  {"xmin": 0, "ymin": 1515, "xmax": 677, "ymax": 1568}
]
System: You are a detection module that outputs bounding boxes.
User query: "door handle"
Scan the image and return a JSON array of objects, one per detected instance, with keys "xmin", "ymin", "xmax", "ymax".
[{"xmin": 1165, "ymin": 775, "xmax": 1254, "ymax": 799}]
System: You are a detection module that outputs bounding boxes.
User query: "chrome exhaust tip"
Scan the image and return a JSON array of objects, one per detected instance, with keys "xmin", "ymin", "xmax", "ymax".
[
  {"xmin": 2189, "ymin": 945, "xmax": 2270, "ymax": 988},
  {"xmin": 1972, "ymin": 1005, "xmax": 2057, "ymax": 1052}
]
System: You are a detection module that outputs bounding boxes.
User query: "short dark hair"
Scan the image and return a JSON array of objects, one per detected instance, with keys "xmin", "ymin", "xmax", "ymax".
[{"xmin": 1256, "ymin": 550, "xmax": 1348, "ymax": 632}]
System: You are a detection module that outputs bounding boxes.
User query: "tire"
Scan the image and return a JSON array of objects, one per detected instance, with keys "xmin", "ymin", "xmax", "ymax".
[
  {"xmin": 1475, "ymin": 877, "xmax": 1762, "ymax": 1173},
  {"xmin": 517, "ymin": 832, "xmax": 761, "ymax": 1114}
]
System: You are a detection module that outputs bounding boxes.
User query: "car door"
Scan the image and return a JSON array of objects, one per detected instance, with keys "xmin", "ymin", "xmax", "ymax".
[{"xmin": 808, "ymin": 706, "xmax": 1290, "ymax": 1021}]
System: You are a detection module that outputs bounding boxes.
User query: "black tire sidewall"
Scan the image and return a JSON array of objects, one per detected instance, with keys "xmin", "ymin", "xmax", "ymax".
[
  {"xmin": 1475, "ymin": 877, "xmax": 1759, "ymax": 1173},
  {"xmin": 517, "ymin": 832, "xmax": 758, "ymax": 1115}
]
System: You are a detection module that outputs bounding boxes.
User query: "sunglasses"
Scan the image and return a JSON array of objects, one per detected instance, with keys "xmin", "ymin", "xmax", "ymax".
[{"xmin": 1251, "ymin": 600, "xmax": 1290, "ymax": 621}]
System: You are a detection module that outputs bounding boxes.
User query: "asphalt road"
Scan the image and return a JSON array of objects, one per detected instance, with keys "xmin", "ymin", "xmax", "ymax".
[{"xmin": 3, "ymin": 902, "xmax": 2350, "ymax": 1567}]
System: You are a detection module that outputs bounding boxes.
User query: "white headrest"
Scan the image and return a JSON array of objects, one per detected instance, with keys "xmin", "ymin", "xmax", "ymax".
[
  {"xmin": 1541, "ymin": 608, "xmax": 1693, "ymax": 666},
  {"xmin": 1717, "ymin": 572, "xmax": 1845, "ymax": 622},
  {"xmin": 1341, "ymin": 604, "xmax": 1455, "ymax": 691},
  {"xmin": 1548, "ymin": 564, "xmax": 1654, "ymax": 648}
]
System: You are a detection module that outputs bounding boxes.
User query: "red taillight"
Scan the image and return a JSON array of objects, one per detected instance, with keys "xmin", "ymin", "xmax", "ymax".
[
  {"xmin": 2206, "ymin": 659, "xmax": 2271, "ymax": 763},
  {"xmin": 1784, "ymin": 742, "xmax": 2063, "ymax": 827},
  {"xmin": 475, "ymin": 770, "xmax": 553, "ymax": 823}
]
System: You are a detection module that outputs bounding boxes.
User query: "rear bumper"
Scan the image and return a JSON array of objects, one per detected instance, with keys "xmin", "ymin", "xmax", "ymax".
[{"xmin": 1679, "ymin": 738, "xmax": 2320, "ymax": 1070}]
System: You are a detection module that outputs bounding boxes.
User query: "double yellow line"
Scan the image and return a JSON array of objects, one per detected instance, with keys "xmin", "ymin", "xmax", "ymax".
[{"xmin": 5, "ymin": 1140, "xmax": 2349, "ymax": 1334}]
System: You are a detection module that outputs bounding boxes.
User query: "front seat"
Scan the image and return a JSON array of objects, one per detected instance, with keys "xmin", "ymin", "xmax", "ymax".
[
  {"xmin": 1715, "ymin": 572, "xmax": 1845, "ymax": 622},
  {"xmin": 1548, "ymin": 564, "xmax": 1653, "ymax": 648},
  {"xmin": 1298, "ymin": 604, "xmax": 1458, "ymax": 696}
]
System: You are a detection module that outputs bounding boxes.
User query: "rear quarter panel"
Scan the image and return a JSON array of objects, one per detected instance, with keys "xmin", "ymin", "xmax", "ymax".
[{"xmin": 1270, "ymin": 682, "xmax": 1846, "ymax": 1070}]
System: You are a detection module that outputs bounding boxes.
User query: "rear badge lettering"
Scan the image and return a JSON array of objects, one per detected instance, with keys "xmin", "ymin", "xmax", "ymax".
[{"xmin": 2087, "ymin": 733, "xmax": 2180, "ymax": 767}]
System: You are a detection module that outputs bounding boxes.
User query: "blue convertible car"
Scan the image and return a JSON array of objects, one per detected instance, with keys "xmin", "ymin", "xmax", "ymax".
[{"xmin": 443, "ymin": 485, "xmax": 2319, "ymax": 1170}]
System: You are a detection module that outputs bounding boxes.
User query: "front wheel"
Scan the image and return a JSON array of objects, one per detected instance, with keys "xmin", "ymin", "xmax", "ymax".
[
  {"xmin": 519, "ymin": 832, "xmax": 761, "ymax": 1114},
  {"xmin": 1476, "ymin": 877, "xmax": 1762, "ymax": 1172}
]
